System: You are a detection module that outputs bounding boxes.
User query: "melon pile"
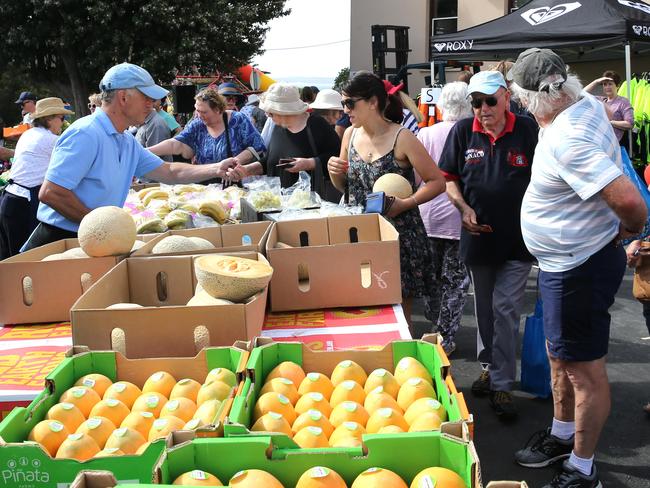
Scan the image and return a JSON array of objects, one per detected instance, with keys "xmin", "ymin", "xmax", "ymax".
[
  {"xmin": 251, "ymin": 357, "xmax": 448, "ymax": 448},
  {"xmin": 27, "ymin": 368, "xmax": 237, "ymax": 460}
]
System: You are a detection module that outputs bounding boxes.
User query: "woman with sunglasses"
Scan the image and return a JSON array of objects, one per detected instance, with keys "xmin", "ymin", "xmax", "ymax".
[
  {"xmin": 328, "ymin": 71, "xmax": 446, "ymax": 326},
  {"xmin": 0, "ymin": 98, "xmax": 73, "ymax": 258},
  {"xmin": 87, "ymin": 93, "xmax": 101, "ymax": 114}
]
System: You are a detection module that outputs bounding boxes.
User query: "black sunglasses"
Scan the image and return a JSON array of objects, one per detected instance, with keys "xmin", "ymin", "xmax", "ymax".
[
  {"xmin": 341, "ymin": 97, "xmax": 365, "ymax": 110},
  {"xmin": 470, "ymin": 93, "xmax": 502, "ymax": 109}
]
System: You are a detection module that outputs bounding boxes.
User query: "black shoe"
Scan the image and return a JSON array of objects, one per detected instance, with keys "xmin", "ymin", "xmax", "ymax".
[
  {"xmin": 515, "ymin": 428, "xmax": 573, "ymax": 468},
  {"xmin": 471, "ymin": 370, "xmax": 490, "ymax": 396},
  {"xmin": 542, "ymin": 460, "xmax": 602, "ymax": 488},
  {"xmin": 489, "ymin": 390, "xmax": 517, "ymax": 419}
]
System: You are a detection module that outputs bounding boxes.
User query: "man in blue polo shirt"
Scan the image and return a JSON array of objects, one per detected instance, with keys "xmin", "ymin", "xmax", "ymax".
[
  {"xmin": 438, "ymin": 71, "xmax": 538, "ymax": 420},
  {"xmin": 22, "ymin": 63, "xmax": 231, "ymax": 251}
]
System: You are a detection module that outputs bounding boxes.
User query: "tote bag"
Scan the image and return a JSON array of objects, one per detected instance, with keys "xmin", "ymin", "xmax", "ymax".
[{"xmin": 521, "ymin": 298, "xmax": 551, "ymax": 398}]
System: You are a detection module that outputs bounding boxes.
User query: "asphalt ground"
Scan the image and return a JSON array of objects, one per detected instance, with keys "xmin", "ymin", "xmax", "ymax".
[{"xmin": 411, "ymin": 267, "xmax": 650, "ymax": 488}]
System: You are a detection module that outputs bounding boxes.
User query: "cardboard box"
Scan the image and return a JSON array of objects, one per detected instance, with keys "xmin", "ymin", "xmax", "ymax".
[
  {"xmin": 0, "ymin": 346, "xmax": 246, "ymax": 488},
  {"xmin": 70, "ymin": 254, "xmax": 268, "ymax": 358},
  {"xmin": 225, "ymin": 335, "xmax": 472, "ymax": 444},
  {"xmin": 0, "ymin": 239, "xmax": 122, "ymax": 325},
  {"xmin": 486, "ymin": 482, "xmax": 529, "ymax": 488},
  {"xmin": 69, "ymin": 470, "xmax": 117, "ymax": 488},
  {"xmin": 131, "ymin": 221, "xmax": 271, "ymax": 257},
  {"xmin": 265, "ymin": 214, "xmax": 401, "ymax": 311}
]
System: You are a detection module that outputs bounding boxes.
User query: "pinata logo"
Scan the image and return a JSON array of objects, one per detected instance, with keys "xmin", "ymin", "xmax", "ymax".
[
  {"xmin": 1, "ymin": 457, "xmax": 49, "ymax": 486},
  {"xmin": 520, "ymin": 2, "xmax": 581, "ymax": 26}
]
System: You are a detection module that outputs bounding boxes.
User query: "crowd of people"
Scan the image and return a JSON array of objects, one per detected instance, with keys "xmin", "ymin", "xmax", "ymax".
[{"xmin": 0, "ymin": 47, "xmax": 648, "ymax": 488}]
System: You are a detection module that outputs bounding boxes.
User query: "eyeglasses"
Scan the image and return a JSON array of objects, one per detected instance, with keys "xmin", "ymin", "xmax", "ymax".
[
  {"xmin": 57, "ymin": 115, "xmax": 66, "ymax": 121},
  {"xmin": 341, "ymin": 98, "xmax": 365, "ymax": 110},
  {"xmin": 470, "ymin": 92, "xmax": 504, "ymax": 109},
  {"xmin": 87, "ymin": 103, "xmax": 96, "ymax": 109}
]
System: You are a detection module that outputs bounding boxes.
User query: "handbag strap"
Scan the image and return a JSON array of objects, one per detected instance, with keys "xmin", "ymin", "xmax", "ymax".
[{"xmin": 222, "ymin": 111, "xmax": 233, "ymax": 158}]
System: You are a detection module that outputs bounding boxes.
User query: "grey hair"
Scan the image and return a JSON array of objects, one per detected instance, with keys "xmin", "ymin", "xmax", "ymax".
[
  {"xmin": 439, "ymin": 82, "xmax": 473, "ymax": 122},
  {"xmin": 510, "ymin": 72, "xmax": 583, "ymax": 119},
  {"xmin": 100, "ymin": 88, "xmax": 140, "ymax": 104}
]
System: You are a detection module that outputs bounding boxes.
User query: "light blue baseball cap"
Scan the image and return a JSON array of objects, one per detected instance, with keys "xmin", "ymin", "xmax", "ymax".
[
  {"xmin": 467, "ymin": 71, "xmax": 507, "ymax": 96},
  {"xmin": 99, "ymin": 63, "xmax": 168, "ymax": 99}
]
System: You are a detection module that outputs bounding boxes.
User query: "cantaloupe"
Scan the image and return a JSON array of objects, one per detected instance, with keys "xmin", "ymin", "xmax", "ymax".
[
  {"xmin": 170, "ymin": 378, "xmax": 202, "ymax": 403},
  {"xmin": 160, "ymin": 398, "xmax": 197, "ymax": 423},
  {"xmin": 330, "ymin": 380, "xmax": 366, "ymax": 408},
  {"xmin": 260, "ymin": 377, "xmax": 300, "ymax": 405},
  {"xmin": 296, "ymin": 467, "xmax": 347, "ymax": 488},
  {"xmin": 253, "ymin": 392, "xmax": 296, "ymax": 424},
  {"xmin": 293, "ymin": 426, "xmax": 329, "ymax": 448},
  {"xmin": 131, "ymin": 240, "xmax": 146, "ymax": 252},
  {"xmin": 229, "ymin": 469, "xmax": 283, "ymax": 488},
  {"xmin": 94, "ymin": 447, "xmax": 125, "ymax": 457},
  {"xmin": 61, "ymin": 247, "xmax": 89, "ymax": 258},
  {"xmin": 78, "ymin": 206, "xmax": 136, "ymax": 257},
  {"xmin": 372, "ymin": 173, "xmax": 413, "ymax": 199},
  {"xmin": 366, "ymin": 408, "xmax": 409, "ymax": 433},
  {"xmin": 196, "ymin": 380, "xmax": 233, "ymax": 405},
  {"xmin": 407, "ymin": 411, "xmax": 443, "ymax": 432},
  {"xmin": 410, "ymin": 467, "xmax": 466, "ymax": 488},
  {"xmin": 188, "ymin": 237, "xmax": 216, "ymax": 250},
  {"xmin": 364, "ymin": 387, "xmax": 402, "ymax": 415},
  {"xmin": 298, "ymin": 372, "xmax": 335, "ymax": 401},
  {"xmin": 59, "ymin": 386, "xmax": 101, "ymax": 417},
  {"xmin": 76, "ymin": 416, "xmax": 117, "ymax": 449},
  {"xmin": 75, "ymin": 373, "xmax": 113, "ymax": 397},
  {"xmin": 193, "ymin": 399, "xmax": 222, "ymax": 425},
  {"xmin": 396, "ymin": 378, "xmax": 436, "ymax": 411},
  {"xmin": 131, "ymin": 392, "xmax": 167, "ymax": 417},
  {"xmin": 404, "ymin": 398, "xmax": 446, "ymax": 426},
  {"xmin": 148, "ymin": 416, "xmax": 186, "ymax": 441},
  {"xmin": 104, "ymin": 427, "xmax": 146, "ymax": 454},
  {"xmin": 292, "ymin": 409, "xmax": 335, "ymax": 438},
  {"xmin": 205, "ymin": 368, "xmax": 237, "ymax": 388},
  {"xmin": 194, "ymin": 255, "xmax": 273, "ymax": 302},
  {"xmin": 173, "ymin": 470, "xmax": 224, "ymax": 486},
  {"xmin": 266, "ymin": 362, "xmax": 306, "ymax": 388},
  {"xmin": 394, "ymin": 357, "xmax": 432, "ymax": 386},
  {"xmin": 186, "ymin": 290, "xmax": 234, "ymax": 306},
  {"xmin": 105, "ymin": 303, "xmax": 143, "ymax": 310},
  {"xmin": 28, "ymin": 420, "xmax": 69, "ymax": 456},
  {"xmin": 329, "ymin": 401, "xmax": 369, "ymax": 428},
  {"xmin": 152, "ymin": 235, "xmax": 200, "ymax": 254},
  {"xmin": 294, "ymin": 392, "xmax": 332, "ymax": 418},
  {"xmin": 89, "ymin": 398, "xmax": 130, "ymax": 427},
  {"xmin": 143, "ymin": 371, "xmax": 177, "ymax": 398},
  {"xmin": 330, "ymin": 360, "xmax": 367, "ymax": 387},
  {"xmin": 55, "ymin": 433, "xmax": 101, "ymax": 461},
  {"xmin": 45, "ymin": 402, "xmax": 85, "ymax": 433},
  {"xmin": 121, "ymin": 411, "xmax": 155, "ymax": 439},
  {"xmin": 251, "ymin": 411, "xmax": 293, "ymax": 437},
  {"xmin": 103, "ymin": 381, "xmax": 142, "ymax": 409},
  {"xmin": 364, "ymin": 369, "xmax": 400, "ymax": 399},
  {"xmin": 329, "ymin": 421, "xmax": 366, "ymax": 446},
  {"xmin": 351, "ymin": 467, "xmax": 407, "ymax": 488}
]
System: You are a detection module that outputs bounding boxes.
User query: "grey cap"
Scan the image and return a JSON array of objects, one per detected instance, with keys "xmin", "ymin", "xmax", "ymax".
[{"xmin": 507, "ymin": 48, "xmax": 567, "ymax": 92}]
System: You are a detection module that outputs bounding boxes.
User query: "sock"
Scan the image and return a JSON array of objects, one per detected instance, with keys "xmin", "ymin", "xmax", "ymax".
[
  {"xmin": 568, "ymin": 451, "xmax": 594, "ymax": 476},
  {"xmin": 550, "ymin": 418, "xmax": 575, "ymax": 440}
]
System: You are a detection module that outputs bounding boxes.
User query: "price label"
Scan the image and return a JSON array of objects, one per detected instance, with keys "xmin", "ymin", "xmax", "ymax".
[{"xmin": 420, "ymin": 87, "xmax": 442, "ymax": 104}]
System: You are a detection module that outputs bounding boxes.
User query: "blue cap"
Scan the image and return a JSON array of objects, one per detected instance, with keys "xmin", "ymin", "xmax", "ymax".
[
  {"xmin": 15, "ymin": 91, "xmax": 37, "ymax": 104},
  {"xmin": 99, "ymin": 63, "xmax": 168, "ymax": 100},
  {"xmin": 467, "ymin": 71, "xmax": 507, "ymax": 96},
  {"xmin": 218, "ymin": 82, "xmax": 242, "ymax": 96}
]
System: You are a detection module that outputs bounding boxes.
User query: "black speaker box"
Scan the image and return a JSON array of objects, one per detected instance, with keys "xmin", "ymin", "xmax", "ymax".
[{"xmin": 174, "ymin": 85, "xmax": 197, "ymax": 113}]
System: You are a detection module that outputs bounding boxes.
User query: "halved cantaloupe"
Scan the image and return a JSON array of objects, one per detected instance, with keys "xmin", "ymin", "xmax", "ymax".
[
  {"xmin": 194, "ymin": 255, "xmax": 273, "ymax": 302},
  {"xmin": 78, "ymin": 206, "xmax": 136, "ymax": 257}
]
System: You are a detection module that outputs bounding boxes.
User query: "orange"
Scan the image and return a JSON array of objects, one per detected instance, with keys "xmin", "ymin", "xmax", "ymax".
[
  {"xmin": 330, "ymin": 360, "xmax": 367, "ymax": 387},
  {"xmin": 366, "ymin": 408, "xmax": 409, "ymax": 433},
  {"xmin": 170, "ymin": 378, "xmax": 202, "ymax": 403},
  {"xmin": 131, "ymin": 392, "xmax": 168, "ymax": 417},
  {"xmin": 173, "ymin": 470, "xmax": 224, "ymax": 486},
  {"xmin": 393, "ymin": 357, "xmax": 432, "ymax": 386},
  {"xmin": 148, "ymin": 416, "xmax": 185, "ymax": 441},
  {"xmin": 265, "ymin": 361, "xmax": 306, "ymax": 388},
  {"xmin": 293, "ymin": 426, "xmax": 329, "ymax": 448},
  {"xmin": 407, "ymin": 411, "xmax": 443, "ymax": 432},
  {"xmin": 410, "ymin": 467, "xmax": 466, "ymax": 488},
  {"xmin": 298, "ymin": 372, "xmax": 335, "ymax": 401},
  {"xmin": 329, "ymin": 401, "xmax": 369, "ymax": 428},
  {"xmin": 294, "ymin": 392, "xmax": 332, "ymax": 417},
  {"xmin": 121, "ymin": 411, "xmax": 156, "ymax": 439},
  {"xmin": 76, "ymin": 416, "xmax": 117, "ymax": 449},
  {"xmin": 351, "ymin": 467, "xmax": 407, "ymax": 488},
  {"xmin": 328, "ymin": 421, "xmax": 366, "ymax": 446},
  {"xmin": 104, "ymin": 427, "xmax": 146, "ymax": 454},
  {"xmin": 55, "ymin": 433, "xmax": 101, "ymax": 461},
  {"xmin": 75, "ymin": 373, "xmax": 113, "ymax": 397},
  {"xmin": 251, "ymin": 411, "xmax": 293, "ymax": 437},
  {"xmin": 160, "ymin": 398, "xmax": 197, "ymax": 423},
  {"xmin": 89, "ymin": 398, "xmax": 130, "ymax": 427},
  {"xmin": 94, "ymin": 447, "xmax": 124, "ymax": 457},
  {"xmin": 28, "ymin": 420, "xmax": 70, "ymax": 456},
  {"xmin": 260, "ymin": 377, "xmax": 300, "ymax": 405},
  {"xmin": 204, "ymin": 367, "xmax": 237, "ymax": 388},
  {"xmin": 330, "ymin": 380, "xmax": 366, "ymax": 408},
  {"xmin": 404, "ymin": 398, "xmax": 447, "ymax": 426},
  {"xmin": 45, "ymin": 402, "xmax": 85, "ymax": 433},
  {"xmin": 296, "ymin": 467, "xmax": 347, "ymax": 488},
  {"xmin": 142, "ymin": 371, "xmax": 177, "ymax": 398},
  {"xmin": 193, "ymin": 399, "xmax": 222, "ymax": 425},
  {"xmin": 59, "ymin": 386, "xmax": 101, "ymax": 417},
  {"xmin": 103, "ymin": 381, "xmax": 142, "ymax": 409},
  {"xmin": 396, "ymin": 378, "xmax": 436, "ymax": 411},
  {"xmin": 292, "ymin": 409, "xmax": 334, "ymax": 438},
  {"xmin": 196, "ymin": 381, "xmax": 233, "ymax": 405},
  {"xmin": 229, "ymin": 469, "xmax": 283, "ymax": 488},
  {"xmin": 364, "ymin": 387, "xmax": 402, "ymax": 416},
  {"xmin": 253, "ymin": 392, "xmax": 297, "ymax": 424},
  {"xmin": 364, "ymin": 368, "xmax": 400, "ymax": 399}
]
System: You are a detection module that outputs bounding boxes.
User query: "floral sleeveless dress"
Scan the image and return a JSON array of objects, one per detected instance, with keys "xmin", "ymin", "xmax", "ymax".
[{"xmin": 347, "ymin": 128, "xmax": 435, "ymax": 298}]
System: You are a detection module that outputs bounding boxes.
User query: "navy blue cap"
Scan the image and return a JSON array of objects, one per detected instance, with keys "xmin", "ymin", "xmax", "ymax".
[{"xmin": 15, "ymin": 92, "xmax": 37, "ymax": 104}]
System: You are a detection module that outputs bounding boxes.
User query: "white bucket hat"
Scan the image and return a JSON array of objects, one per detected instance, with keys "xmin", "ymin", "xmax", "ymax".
[
  {"xmin": 309, "ymin": 89, "xmax": 343, "ymax": 110},
  {"xmin": 259, "ymin": 83, "xmax": 308, "ymax": 115}
]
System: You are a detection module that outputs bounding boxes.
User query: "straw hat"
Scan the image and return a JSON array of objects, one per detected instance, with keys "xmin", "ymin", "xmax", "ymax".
[
  {"xmin": 309, "ymin": 89, "xmax": 343, "ymax": 110},
  {"xmin": 259, "ymin": 83, "xmax": 309, "ymax": 115},
  {"xmin": 31, "ymin": 97, "xmax": 74, "ymax": 119}
]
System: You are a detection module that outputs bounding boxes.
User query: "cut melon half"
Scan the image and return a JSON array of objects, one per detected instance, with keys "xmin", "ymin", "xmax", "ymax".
[{"xmin": 194, "ymin": 255, "xmax": 273, "ymax": 302}]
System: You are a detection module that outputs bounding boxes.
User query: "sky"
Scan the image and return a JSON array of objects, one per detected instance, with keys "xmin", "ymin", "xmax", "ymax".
[{"xmin": 252, "ymin": 0, "xmax": 351, "ymax": 87}]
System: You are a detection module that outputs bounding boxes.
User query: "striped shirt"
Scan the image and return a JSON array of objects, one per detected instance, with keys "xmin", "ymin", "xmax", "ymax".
[
  {"xmin": 521, "ymin": 94, "xmax": 623, "ymax": 272},
  {"xmin": 401, "ymin": 109, "xmax": 419, "ymax": 135}
]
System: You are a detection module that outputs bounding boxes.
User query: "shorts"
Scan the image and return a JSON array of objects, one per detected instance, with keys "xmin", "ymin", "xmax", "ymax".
[{"xmin": 539, "ymin": 239, "xmax": 625, "ymax": 361}]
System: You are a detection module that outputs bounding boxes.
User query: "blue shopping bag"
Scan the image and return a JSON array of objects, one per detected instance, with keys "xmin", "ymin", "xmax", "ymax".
[
  {"xmin": 620, "ymin": 147, "xmax": 650, "ymax": 243},
  {"xmin": 521, "ymin": 298, "xmax": 551, "ymax": 398}
]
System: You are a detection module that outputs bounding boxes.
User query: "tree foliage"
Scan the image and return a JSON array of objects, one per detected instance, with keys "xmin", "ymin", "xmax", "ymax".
[
  {"xmin": 333, "ymin": 67, "xmax": 350, "ymax": 92},
  {"xmin": 0, "ymin": 0, "xmax": 289, "ymax": 117}
]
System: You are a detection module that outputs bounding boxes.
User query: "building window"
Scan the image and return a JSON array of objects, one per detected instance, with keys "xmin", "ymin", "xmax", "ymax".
[{"xmin": 431, "ymin": 0, "xmax": 457, "ymax": 18}]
